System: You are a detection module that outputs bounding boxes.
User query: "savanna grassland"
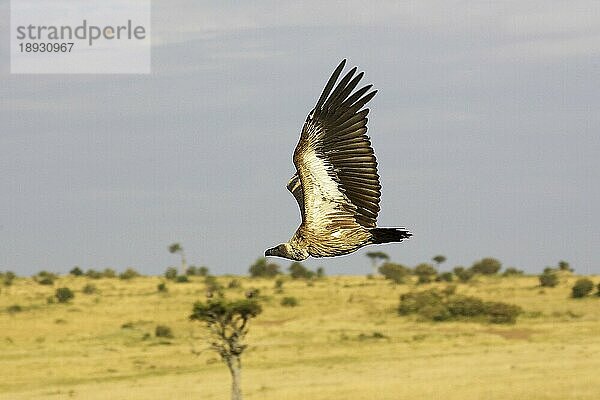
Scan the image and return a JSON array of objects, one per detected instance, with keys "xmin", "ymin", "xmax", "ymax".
[{"xmin": 1, "ymin": 273, "xmax": 599, "ymax": 399}]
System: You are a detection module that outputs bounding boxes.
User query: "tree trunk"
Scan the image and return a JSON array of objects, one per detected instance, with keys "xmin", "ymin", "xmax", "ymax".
[
  {"xmin": 226, "ymin": 355, "xmax": 242, "ymax": 400},
  {"xmin": 180, "ymin": 253, "xmax": 188, "ymax": 276}
]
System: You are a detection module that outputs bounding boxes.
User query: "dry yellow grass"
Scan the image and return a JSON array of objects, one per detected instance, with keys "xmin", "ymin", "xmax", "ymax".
[{"xmin": 1, "ymin": 273, "xmax": 599, "ymax": 399}]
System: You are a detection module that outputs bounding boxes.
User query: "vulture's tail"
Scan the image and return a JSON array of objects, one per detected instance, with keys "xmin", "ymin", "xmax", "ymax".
[{"xmin": 370, "ymin": 228, "xmax": 412, "ymax": 244}]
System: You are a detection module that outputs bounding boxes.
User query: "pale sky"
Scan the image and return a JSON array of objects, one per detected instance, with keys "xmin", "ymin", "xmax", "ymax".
[{"xmin": 1, "ymin": 1, "xmax": 599, "ymax": 276}]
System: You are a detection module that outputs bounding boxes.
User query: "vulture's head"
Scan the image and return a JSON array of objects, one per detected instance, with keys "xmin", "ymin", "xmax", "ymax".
[{"xmin": 265, "ymin": 243, "xmax": 306, "ymax": 260}]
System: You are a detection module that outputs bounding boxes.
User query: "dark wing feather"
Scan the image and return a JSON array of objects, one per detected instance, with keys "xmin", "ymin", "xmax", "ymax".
[
  {"xmin": 287, "ymin": 173, "xmax": 305, "ymax": 220},
  {"xmin": 293, "ymin": 60, "xmax": 381, "ymax": 228}
]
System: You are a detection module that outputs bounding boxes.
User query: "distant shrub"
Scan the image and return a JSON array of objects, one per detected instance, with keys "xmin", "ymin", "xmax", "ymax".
[
  {"xmin": 102, "ymin": 268, "xmax": 116, "ymax": 278},
  {"xmin": 70, "ymin": 267, "xmax": 83, "ymax": 276},
  {"xmin": 119, "ymin": 268, "xmax": 140, "ymax": 280},
  {"xmin": 205, "ymin": 275, "xmax": 223, "ymax": 294},
  {"xmin": 249, "ymin": 258, "xmax": 280, "ymax": 278},
  {"xmin": 414, "ymin": 263, "xmax": 437, "ymax": 282},
  {"xmin": 85, "ymin": 269, "xmax": 102, "ymax": 279},
  {"xmin": 35, "ymin": 271, "xmax": 57, "ymax": 285},
  {"xmin": 398, "ymin": 288, "xmax": 521, "ymax": 324},
  {"xmin": 471, "ymin": 258, "xmax": 502, "ymax": 275},
  {"xmin": 7, "ymin": 304, "xmax": 23, "ymax": 314},
  {"xmin": 289, "ymin": 262, "xmax": 315, "ymax": 280},
  {"xmin": 157, "ymin": 282, "xmax": 168, "ymax": 292},
  {"xmin": 2, "ymin": 271, "xmax": 16, "ymax": 286},
  {"xmin": 453, "ymin": 266, "xmax": 474, "ymax": 282},
  {"xmin": 484, "ymin": 302, "xmax": 522, "ymax": 324},
  {"xmin": 502, "ymin": 267, "xmax": 524, "ymax": 276},
  {"xmin": 378, "ymin": 262, "xmax": 410, "ymax": 284},
  {"xmin": 186, "ymin": 266, "xmax": 209, "ymax": 276},
  {"xmin": 175, "ymin": 275, "xmax": 189, "ymax": 283},
  {"xmin": 82, "ymin": 284, "xmax": 97, "ymax": 294},
  {"xmin": 281, "ymin": 297, "xmax": 298, "ymax": 307},
  {"xmin": 55, "ymin": 287, "xmax": 75, "ymax": 303},
  {"xmin": 597, "ymin": 283, "xmax": 600, "ymax": 297},
  {"xmin": 155, "ymin": 325, "xmax": 173, "ymax": 338},
  {"xmin": 437, "ymin": 272, "xmax": 454, "ymax": 282},
  {"xmin": 164, "ymin": 267, "xmax": 178, "ymax": 280},
  {"xmin": 227, "ymin": 279, "xmax": 242, "ymax": 289},
  {"xmin": 539, "ymin": 270, "xmax": 558, "ymax": 287},
  {"xmin": 558, "ymin": 261, "xmax": 573, "ymax": 272},
  {"xmin": 316, "ymin": 267, "xmax": 325, "ymax": 278},
  {"xmin": 571, "ymin": 279, "xmax": 594, "ymax": 298},
  {"xmin": 274, "ymin": 278, "xmax": 284, "ymax": 289}
]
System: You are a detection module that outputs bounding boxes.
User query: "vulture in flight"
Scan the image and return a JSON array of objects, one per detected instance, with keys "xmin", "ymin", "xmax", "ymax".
[{"xmin": 265, "ymin": 60, "xmax": 411, "ymax": 261}]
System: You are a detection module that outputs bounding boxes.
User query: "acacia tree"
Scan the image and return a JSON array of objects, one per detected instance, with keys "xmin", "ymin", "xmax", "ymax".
[
  {"xmin": 190, "ymin": 298, "xmax": 262, "ymax": 400},
  {"xmin": 432, "ymin": 255, "xmax": 447, "ymax": 268},
  {"xmin": 366, "ymin": 251, "xmax": 389, "ymax": 275},
  {"xmin": 168, "ymin": 243, "xmax": 188, "ymax": 275}
]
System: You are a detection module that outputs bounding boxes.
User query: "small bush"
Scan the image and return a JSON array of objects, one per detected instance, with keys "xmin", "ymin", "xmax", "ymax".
[
  {"xmin": 281, "ymin": 297, "xmax": 298, "ymax": 307},
  {"xmin": 289, "ymin": 262, "xmax": 315, "ymax": 279},
  {"xmin": 417, "ymin": 274, "xmax": 432, "ymax": 284},
  {"xmin": 164, "ymin": 267, "xmax": 178, "ymax": 280},
  {"xmin": 249, "ymin": 258, "xmax": 280, "ymax": 278},
  {"xmin": 102, "ymin": 268, "xmax": 116, "ymax": 278},
  {"xmin": 119, "ymin": 268, "xmax": 140, "ymax": 280},
  {"xmin": 155, "ymin": 325, "xmax": 173, "ymax": 338},
  {"xmin": 175, "ymin": 275, "xmax": 189, "ymax": 283},
  {"xmin": 471, "ymin": 258, "xmax": 502, "ymax": 275},
  {"xmin": 414, "ymin": 263, "xmax": 437, "ymax": 282},
  {"xmin": 227, "ymin": 279, "xmax": 242, "ymax": 289},
  {"xmin": 55, "ymin": 287, "xmax": 75, "ymax": 303},
  {"xmin": 35, "ymin": 271, "xmax": 57, "ymax": 285},
  {"xmin": 502, "ymin": 267, "xmax": 524, "ymax": 276},
  {"xmin": 85, "ymin": 269, "xmax": 102, "ymax": 279},
  {"xmin": 398, "ymin": 288, "xmax": 521, "ymax": 324},
  {"xmin": 7, "ymin": 304, "xmax": 23, "ymax": 314},
  {"xmin": 378, "ymin": 262, "xmax": 410, "ymax": 284},
  {"xmin": 157, "ymin": 282, "xmax": 168, "ymax": 292},
  {"xmin": 205, "ymin": 275, "xmax": 223, "ymax": 294},
  {"xmin": 82, "ymin": 284, "xmax": 97, "ymax": 294},
  {"xmin": 437, "ymin": 272, "xmax": 454, "ymax": 282},
  {"xmin": 539, "ymin": 271, "xmax": 558, "ymax": 287},
  {"xmin": 571, "ymin": 279, "xmax": 594, "ymax": 298},
  {"xmin": 70, "ymin": 267, "xmax": 83, "ymax": 276},
  {"xmin": 453, "ymin": 266, "xmax": 474, "ymax": 282},
  {"xmin": 2, "ymin": 271, "xmax": 16, "ymax": 286},
  {"xmin": 316, "ymin": 267, "xmax": 325, "ymax": 278},
  {"xmin": 186, "ymin": 266, "xmax": 209, "ymax": 276}
]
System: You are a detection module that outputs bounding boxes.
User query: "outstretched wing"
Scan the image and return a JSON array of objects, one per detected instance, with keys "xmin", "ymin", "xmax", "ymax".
[{"xmin": 293, "ymin": 59, "xmax": 381, "ymax": 230}]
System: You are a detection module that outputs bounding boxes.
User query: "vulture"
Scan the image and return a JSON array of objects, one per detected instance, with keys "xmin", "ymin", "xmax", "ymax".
[{"xmin": 265, "ymin": 60, "xmax": 411, "ymax": 261}]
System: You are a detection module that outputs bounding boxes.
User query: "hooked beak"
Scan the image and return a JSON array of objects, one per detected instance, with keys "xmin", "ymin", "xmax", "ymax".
[{"xmin": 265, "ymin": 248, "xmax": 275, "ymax": 257}]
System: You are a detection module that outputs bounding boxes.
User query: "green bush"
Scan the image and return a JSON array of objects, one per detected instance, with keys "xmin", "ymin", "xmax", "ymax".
[
  {"xmin": 414, "ymin": 263, "xmax": 437, "ymax": 282},
  {"xmin": 7, "ymin": 304, "xmax": 23, "ymax": 314},
  {"xmin": 175, "ymin": 275, "xmax": 189, "ymax": 283},
  {"xmin": 70, "ymin": 267, "xmax": 83, "ymax": 276},
  {"xmin": 205, "ymin": 275, "xmax": 223, "ymax": 294},
  {"xmin": 316, "ymin": 267, "xmax": 325, "ymax": 278},
  {"xmin": 155, "ymin": 325, "xmax": 173, "ymax": 338},
  {"xmin": 437, "ymin": 272, "xmax": 454, "ymax": 282},
  {"xmin": 2, "ymin": 271, "xmax": 16, "ymax": 286},
  {"xmin": 539, "ymin": 270, "xmax": 558, "ymax": 287},
  {"xmin": 55, "ymin": 287, "xmax": 75, "ymax": 303},
  {"xmin": 227, "ymin": 279, "xmax": 242, "ymax": 289},
  {"xmin": 571, "ymin": 279, "xmax": 594, "ymax": 298},
  {"xmin": 484, "ymin": 302, "xmax": 522, "ymax": 324},
  {"xmin": 249, "ymin": 258, "xmax": 280, "ymax": 278},
  {"xmin": 378, "ymin": 262, "xmax": 410, "ymax": 284},
  {"xmin": 597, "ymin": 283, "xmax": 600, "ymax": 297},
  {"xmin": 85, "ymin": 269, "xmax": 102, "ymax": 279},
  {"xmin": 186, "ymin": 266, "xmax": 209, "ymax": 276},
  {"xmin": 280, "ymin": 297, "xmax": 298, "ymax": 307},
  {"xmin": 119, "ymin": 268, "xmax": 140, "ymax": 280},
  {"xmin": 157, "ymin": 282, "xmax": 168, "ymax": 292},
  {"xmin": 164, "ymin": 267, "xmax": 178, "ymax": 280},
  {"xmin": 35, "ymin": 271, "xmax": 57, "ymax": 285},
  {"xmin": 502, "ymin": 267, "xmax": 524, "ymax": 276},
  {"xmin": 102, "ymin": 268, "xmax": 116, "ymax": 278},
  {"xmin": 471, "ymin": 258, "xmax": 502, "ymax": 275},
  {"xmin": 82, "ymin": 284, "xmax": 97, "ymax": 294},
  {"xmin": 453, "ymin": 267, "xmax": 474, "ymax": 282},
  {"xmin": 289, "ymin": 262, "xmax": 315, "ymax": 279},
  {"xmin": 398, "ymin": 289, "xmax": 521, "ymax": 324}
]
